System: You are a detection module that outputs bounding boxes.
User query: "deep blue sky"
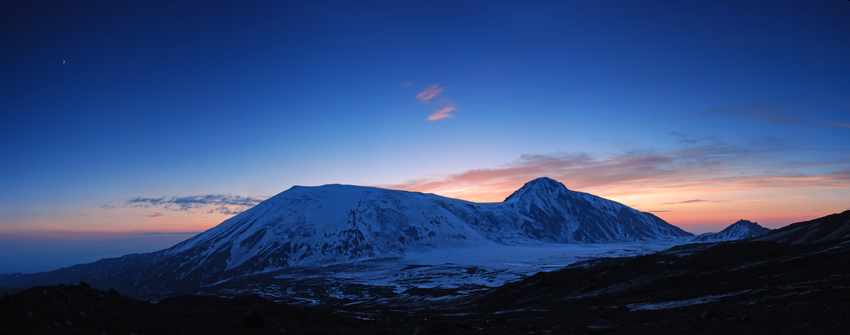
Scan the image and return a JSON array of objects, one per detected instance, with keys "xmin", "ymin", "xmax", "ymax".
[{"xmin": 2, "ymin": 0, "xmax": 849, "ymax": 273}]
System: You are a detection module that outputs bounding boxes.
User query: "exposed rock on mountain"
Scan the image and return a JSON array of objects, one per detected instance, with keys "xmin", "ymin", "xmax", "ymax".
[{"xmin": 498, "ymin": 178, "xmax": 692, "ymax": 242}]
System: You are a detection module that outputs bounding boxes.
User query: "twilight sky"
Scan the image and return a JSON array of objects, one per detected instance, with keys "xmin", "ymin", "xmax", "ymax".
[{"xmin": 2, "ymin": 0, "xmax": 849, "ymax": 273}]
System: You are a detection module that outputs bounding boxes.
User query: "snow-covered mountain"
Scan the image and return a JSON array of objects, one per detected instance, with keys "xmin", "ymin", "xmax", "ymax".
[
  {"xmin": 691, "ymin": 220, "xmax": 771, "ymax": 242},
  {"xmin": 498, "ymin": 178, "xmax": 691, "ymax": 242},
  {"xmin": 0, "ymin": 177, "xmax": 692, "ymax": 299},
  {"xmin": 153, "ymin": 177, "xmax": 693, "ymax": 272}
]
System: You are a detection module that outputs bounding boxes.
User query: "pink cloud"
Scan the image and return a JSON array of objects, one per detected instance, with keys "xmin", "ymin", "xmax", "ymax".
[
  {"xmin": 661, "ymin": 199, "xmax": 725, "ymax": 205},
  {"xmin": 428, "ymin": 105, "xmax": 457, "ymax": 121},
  {"xmin": 147, "ymin": 212, "xmax": 164, "ymax": 218},
  {"xmin": 416, "ymin": 84, "xmax": 444, "ymax": 102},
  {"xmin": 414, "ymin": 84, "xmax": 460, "ymax": 121}
]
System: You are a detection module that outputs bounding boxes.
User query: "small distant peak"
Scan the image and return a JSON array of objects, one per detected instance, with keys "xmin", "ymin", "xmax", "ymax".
[
  {"xmin": 504, "ymin": 177, "xmax": 569, "ymax": 202},
  {"xmin": 723, "ymin": 219, "xmax": 771, "ymax": 235},
  {"xmin": 732, "ymin": 220, "xmax": 769, "ymax": 230}
]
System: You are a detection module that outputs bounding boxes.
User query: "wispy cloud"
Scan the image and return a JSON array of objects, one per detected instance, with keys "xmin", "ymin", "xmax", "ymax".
[
  {"xmin": 701, "ymin": 103, "xmax": 850, "ymax": 128},
  {"xmin": 416, "ymin": 84, "xmax": 444, "ymax": 102},
  {"xmin": 146, "ymin": 212, "xmax": 164, "ymax": 218},
  {"xmin": 701, "ymin": 104, "xmax": 810, "ymax": 125},
  {"xmin": 428, "ymin": 105, "xmax": 458, "ymax": 121},
  {"xmin": 670, "ymin": 132, "xmax": 721, "ymax": 146},
  {"xmin": 103, "ymin": 194, "xmax": 268, "ymax": 216},
  {"xmin": 415, "ymin": 84, "xmax": 459, "ymax": 121},
  {"xmin": 662, "ymin": 199, "xmax": 709, "ymax": 205}
]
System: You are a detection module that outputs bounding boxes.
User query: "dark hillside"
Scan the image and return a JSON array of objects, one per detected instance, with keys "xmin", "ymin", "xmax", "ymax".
[{"xmin": 756, "ymin": 210, "xmax": 850, "ymax": 244}]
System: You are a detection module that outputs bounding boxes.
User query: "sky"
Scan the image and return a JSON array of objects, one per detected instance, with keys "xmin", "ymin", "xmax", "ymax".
[{"xmin": 2, "ymin": 0, "xmax": 849, "ymax": 273}]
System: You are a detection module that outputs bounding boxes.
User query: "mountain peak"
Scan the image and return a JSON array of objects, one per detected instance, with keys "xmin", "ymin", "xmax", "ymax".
[
  {"xmin": 504, "ymin": 177, "xmax": 568, "ymax": 202},
  {"xmin": 692, "ymin": 219, "xmax": 771, "ymax": 242},
  {"xmin": 722, "ymin": 219, "xmax": 771, "ymax": 235}
]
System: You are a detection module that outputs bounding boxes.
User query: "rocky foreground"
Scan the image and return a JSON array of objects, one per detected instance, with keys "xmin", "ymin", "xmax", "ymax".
[
  {"xmin": 1, "ymin": 242, "xmax": 848, "ymax": 334},
  {"xmin": 3, "ymin": 211, "xmax": 849, "ymax": 334}
]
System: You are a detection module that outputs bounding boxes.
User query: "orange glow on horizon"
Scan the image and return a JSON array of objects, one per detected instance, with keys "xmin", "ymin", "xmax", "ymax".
[
  {"xmin": 388, "ymin": 177, "xmax": 849, "ymax": 234},
  {"xmin": 0, "ymin": 205, "xmax": 229, "ymax": 240}
]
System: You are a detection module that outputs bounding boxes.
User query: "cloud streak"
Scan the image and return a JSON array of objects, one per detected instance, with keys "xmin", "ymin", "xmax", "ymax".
[
  {"xmin": 702, "ymin": 103, "xmax": 850, "ymax": 129},
  {"xmin": 416, "ymin": 84, "xmax": 444, "ymax": 102},
  {"xmin": 662, "ymin": 199, "xmax": 709, "ymax": 205},
  {"xmin": 104, "ymin": 194, "xmax": 268, "ymax": 216},
  {"xmin": 428, "ymin": 105, "xmax": 458, "ymax": 121},
  {"xmin": 415, "ymin": 84, "xmax": 459, "ymax": 121},
  {"xmin": 701, "ymin": 104, "xmax": 810, "ymax": 125}
]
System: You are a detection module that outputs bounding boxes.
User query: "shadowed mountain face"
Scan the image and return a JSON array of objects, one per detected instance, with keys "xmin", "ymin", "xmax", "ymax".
[
  {"xmin": 755, "ymin": 210, "xmax": 850, "ymax": 244},
  {"xmin": 0, "ymin": 178, "xmax": 691, "ymax": 300},
  {"xmin": 501, "ymin": 178, "xmax": 692, "ymax": 242},
  {"xmin": 691, "ymin": 219, "xmax": 771, "ymax": 242}
]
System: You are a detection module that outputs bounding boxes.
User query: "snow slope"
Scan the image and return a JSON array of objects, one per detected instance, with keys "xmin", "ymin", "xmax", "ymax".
[{"xmin": 158, "ymin": 177, "xmax": 691, "ymax": 278}]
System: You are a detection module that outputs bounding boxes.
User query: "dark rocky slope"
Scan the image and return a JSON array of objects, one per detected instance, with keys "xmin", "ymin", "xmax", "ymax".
[
  {"xmin": 0, "ymin": 282, "xmax": 368, "ymax": 335},
  {"xmin": 755, "ymin": 210, "xmax": 850, "ymax": 244}
]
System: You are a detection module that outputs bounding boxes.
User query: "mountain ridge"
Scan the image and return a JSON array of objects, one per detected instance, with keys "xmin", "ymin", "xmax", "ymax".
[
  {"xmin": 0, "ymin": 177, "xmax": 693, "ymax": 300},
  {"xmin": 755, "ymin": 210, "xmax": 850, "ymax": 244}
]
